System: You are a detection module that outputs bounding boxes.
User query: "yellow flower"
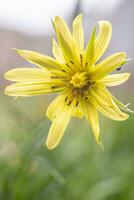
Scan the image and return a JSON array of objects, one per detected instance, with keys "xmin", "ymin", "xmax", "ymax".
[{"xmin": 4, "ymin": 14, "xmax": 133, "ymax": 150}]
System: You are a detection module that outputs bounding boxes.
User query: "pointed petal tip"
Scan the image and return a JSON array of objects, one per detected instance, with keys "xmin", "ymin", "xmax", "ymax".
[
  {"xmin": 51, "ymin": 38, "xmax": 56, "ymax": 47},
  {"xmin": 52, "ymin": 38, "xmax": 55, "ymax": 43},
  {"xmin": 125, "ymin": 73, "xmax": 131, "ymax": 81},
  {"xmin": 46, "ymin": 141, "xmax": 56, "ymax": 150},
  {"xmin": 126, "ymin": 57, "xmax": 133, "ymax": 63},
  {"xmin": 78, "ymin": 13, "xmax": 83, "ymax": 18},
  {"xmin": 11, "ymin": 48, "xmax": 24, "ymax": 57},
  {"xmin": 74, "ymin": 13, "xmax": 83, "ymax": 21},
  {"xmin": 11, "ymin": 47, "xmax": 18, "ymax": 51},
  {"xmin": 50, "ymin": 17, "xmax": 54, "ymax": 22},
  {"xmin": 112, "ymin": 111, "xmax": 129, "ymax": 121},
  {"xmin": 99, "ymin": 141, "xmax": 105, "ymax": 151},
  {"xmin": 51, "ymin": 18, "xmax": 56, "ymax": 30},
  {"xmin": 127, "ymin": 109, "xmax": 134, "ymax": 114},
  {"xmin": 125, "ymin": 104, "xmax": 134, "ymax": 113},
  {"xmin": 73, "ymin": 14, "xmax": 83, "ymax": 27},
  {"xmin": 96, "ymin": 135, "xmax": 104, "ymax": 151},
  {"xmin": 122, "ymin": 114, "xmax": 129, "ymax": 121},
  {"xmin": 11, "ymin": 48, "xmax": 24, "ymax": 56},
  {"xmin": 11, "ymin": 47, "xmax": 21, "ymax": 53}
]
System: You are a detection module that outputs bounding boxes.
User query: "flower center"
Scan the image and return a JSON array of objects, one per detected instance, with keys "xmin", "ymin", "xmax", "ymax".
[{"xmin": 70, "ymin": 72, "xmax": 88, "ymax": 88}]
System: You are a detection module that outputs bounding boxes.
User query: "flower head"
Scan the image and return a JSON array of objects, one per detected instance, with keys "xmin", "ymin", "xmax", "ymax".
[{"xmin": 4, "ymin": 14, "xmax": 133, "ymax": 150}]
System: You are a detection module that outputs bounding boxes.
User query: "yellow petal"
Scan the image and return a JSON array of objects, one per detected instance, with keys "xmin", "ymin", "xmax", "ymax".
[
  {"xmin": 4, "ymin": 82, "xmax": 65, "ymax": 97},
  {"xmin": 53, "ymin": 16, "xmax": 74, "ymax": 61},
  {"xmin": 84, "ymin": 26, "xmax": 96, "ymax": 67},
  {"xmin": 72, "ymin": 109, "xmax": 83, "ymax": 118},
  {"xmin": 52, "ymin": 39, "xmax": 65, "ymax": 64},
  {"xmin": 46, "ymin": 103, "xmax": 73, "ymax": 150},
  {"xmin": 5, "ymin": 68, "xmax": 52, "ymax": 82},
  {"xmin": 82, "ymin": 100, "xmax": 100, "ymax": 143},
  {"xmin": 73, "ymin": 14, "xmax": 84, "ymax": 60},
  {"xmin": 15, "ymin": 49, "xmax": 61, "ymax": 70},
  {"xmin": 112, "ymin": 95, "xmax": 134, "ymax": 113},
  {"xmin": 46, "ymin": 94, "xmax": 66, "ymax": 121},
  {"xmin": 47, "ymin": 93, "xmax": 83, "ymax": 120},
  {"xmin": 90, "ymin": 52, "xmax": 126, "ymax": 80},
  {"xmin": 94, "ymin": 21, "xmax": 112, "ymax": 63},
  {"xmin": 90, "ymin": 86, "xmax": 129, "ymax": 121},
  {"xmin": 72, "ymin": 99, "xmax": 83, "ymax": 118},
  {"xmin": 98, "ymin": 73, "xmax": 130, "ymax": 86}
]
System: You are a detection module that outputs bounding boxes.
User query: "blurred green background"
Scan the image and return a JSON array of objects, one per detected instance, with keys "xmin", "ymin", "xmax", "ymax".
[
  {"xmin": 0, "ymin": 94, "xmax": 134, "ymax": 200},
  {"xmin": 0, "ymin": 0, "xmax": 134, "ymax": 199}
]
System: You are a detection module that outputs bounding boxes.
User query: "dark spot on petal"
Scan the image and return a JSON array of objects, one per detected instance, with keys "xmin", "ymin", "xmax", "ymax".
[
  {"xmin": 85, "ymin": 62, "xmax": 88, "ymax": 67},
  {"xmin": 65, "ymin": 96, "xmax": 68, "ymax": 101},
  {"xmin": 70, "ymin": 60, "xmax": 74, "ymax": 64},
  {"xmin": 51, "ymin": 86, "xmax": 58, "ymax": 89},
  {"xmin": 51, "ymin": 76, "xmax": 59, "ymax": 78},
  {"xmin": 62, "ymin": 69, "xmax": 66, "ymax": 72},
  {"xmin": 117, "ymin": 67, "xmax": 122, "ymax": 71},
  {"xmin": 67, "ymin": 100, "xmax": 72, "ymax": 106},
  {"xmin": 66, "ymin": 63, "xmax": 70, "ymax": 68},
  {"xmin": 75, "ymin": 101, "xmax": 79, "ymax": 107}
]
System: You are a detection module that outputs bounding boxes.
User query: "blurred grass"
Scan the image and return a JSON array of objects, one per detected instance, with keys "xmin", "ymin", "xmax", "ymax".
[{"xmin": 0, "ymin": 94, "xmax": 134, "ymax": 200}]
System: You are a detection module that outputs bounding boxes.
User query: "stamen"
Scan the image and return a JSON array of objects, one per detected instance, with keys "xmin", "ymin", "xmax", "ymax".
[
  {"xmin": 85, "ymin": 62, "xmax": 88, "ymax": 68},
  {"xmin": 80, "ymin": 54, "xmax": 83, "ymax": 66},
  {"xmin": 91, "ymin": 81, "xmax": 95, "ymax": 86},
  {"xmin": 51, "ymin": 76, "xmax": 59, "ymax": 79},
  {"xmin": 70, "ymin": 60, "xmax": 74, "ymax": 65},
  {"xmin": 87, "ymin": 80, "xmax": 90, "ymax": 85},
  {"xmin": 65, "ymin": 96, "xmax": 68, "ymax": 102},
  {"xmin": 51, "ymin": 86, "xmax": 59, "ymax": 89},
  {"xmin": 75, "ymin": 101, "xmax": 79, "ymax": 107},
  {"xmin": 67, "ymin": 100, "xmax": 72, "ymax": 106},
  {"xmin": 66, "ymin": 63, "xmax": 70, "ymax": 68},
  {"xmin": 62, "ymin": 69, "xmax": 66, "ymax": 72}
]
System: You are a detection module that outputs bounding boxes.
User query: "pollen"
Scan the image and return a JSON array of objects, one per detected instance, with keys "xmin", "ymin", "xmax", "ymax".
[{"xmin": 70, "ymin": 72, "xmax": 88, "ymax": 88}]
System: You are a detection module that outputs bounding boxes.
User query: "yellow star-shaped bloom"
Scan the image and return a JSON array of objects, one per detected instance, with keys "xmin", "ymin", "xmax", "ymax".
[{"xmin": 4, "ymin": 14, "xmax": 133, "ymax": 150}]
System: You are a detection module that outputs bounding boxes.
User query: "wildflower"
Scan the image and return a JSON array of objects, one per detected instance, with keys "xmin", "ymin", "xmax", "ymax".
[{"xmin": 4, "ymin": 14, "xmax": 133, "ymax": 150}]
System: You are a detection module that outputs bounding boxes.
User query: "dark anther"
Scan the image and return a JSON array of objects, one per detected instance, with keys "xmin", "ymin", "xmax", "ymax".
[
  {"xmin": 51, "ymin": 76, "xmax": 59, "ymax": 78},
  {"xmin": 80, "ymin": 54, "xmax": 82, "ymax": 60},
  {"xmin": 85, "ymin": 62, "xmax": 88, "ymax": 68},
  {"xmin": 66, "ymin": 63, "xmax": 70, "ymax": 68},
  {"xmin": 62, "ymin": 69, "xmax": 66, "ymax": 72},
  {"xmin": 91, "ymin": 81, "xmax": 95, "ymax": 85},
  {"xmin": 67, "ymin": 100, "xmax": 72, "ymax": 106},
  {"xmin": 65, "ymin": 96, "xmax": 68, "ymax": 102},
  {"xmin": 75, "ymin": 101, "xmax": 79, "ymax": 107},
  {"xmin": 80, "ymin": 54, "xmax": 83, "ymax": 66},
  {"xmin": 117, "ymin": 67, "xmax": 122, "ymax": 71},
  {"xmin": 70, "ymin": 60, "xmax": 74, "ymax": 64},
  {"xmin": 51, "ymin": 86, "xmax": 58, "ymax": 89},
  {"xmin": 85, "ymin": 97, "xmax": 88, "ymax": 100}
]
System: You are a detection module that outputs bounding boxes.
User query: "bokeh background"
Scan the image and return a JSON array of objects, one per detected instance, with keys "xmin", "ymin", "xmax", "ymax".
[{"xmin": 0, "ymin": 0, "xmax": 134, "ymax": 199}]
